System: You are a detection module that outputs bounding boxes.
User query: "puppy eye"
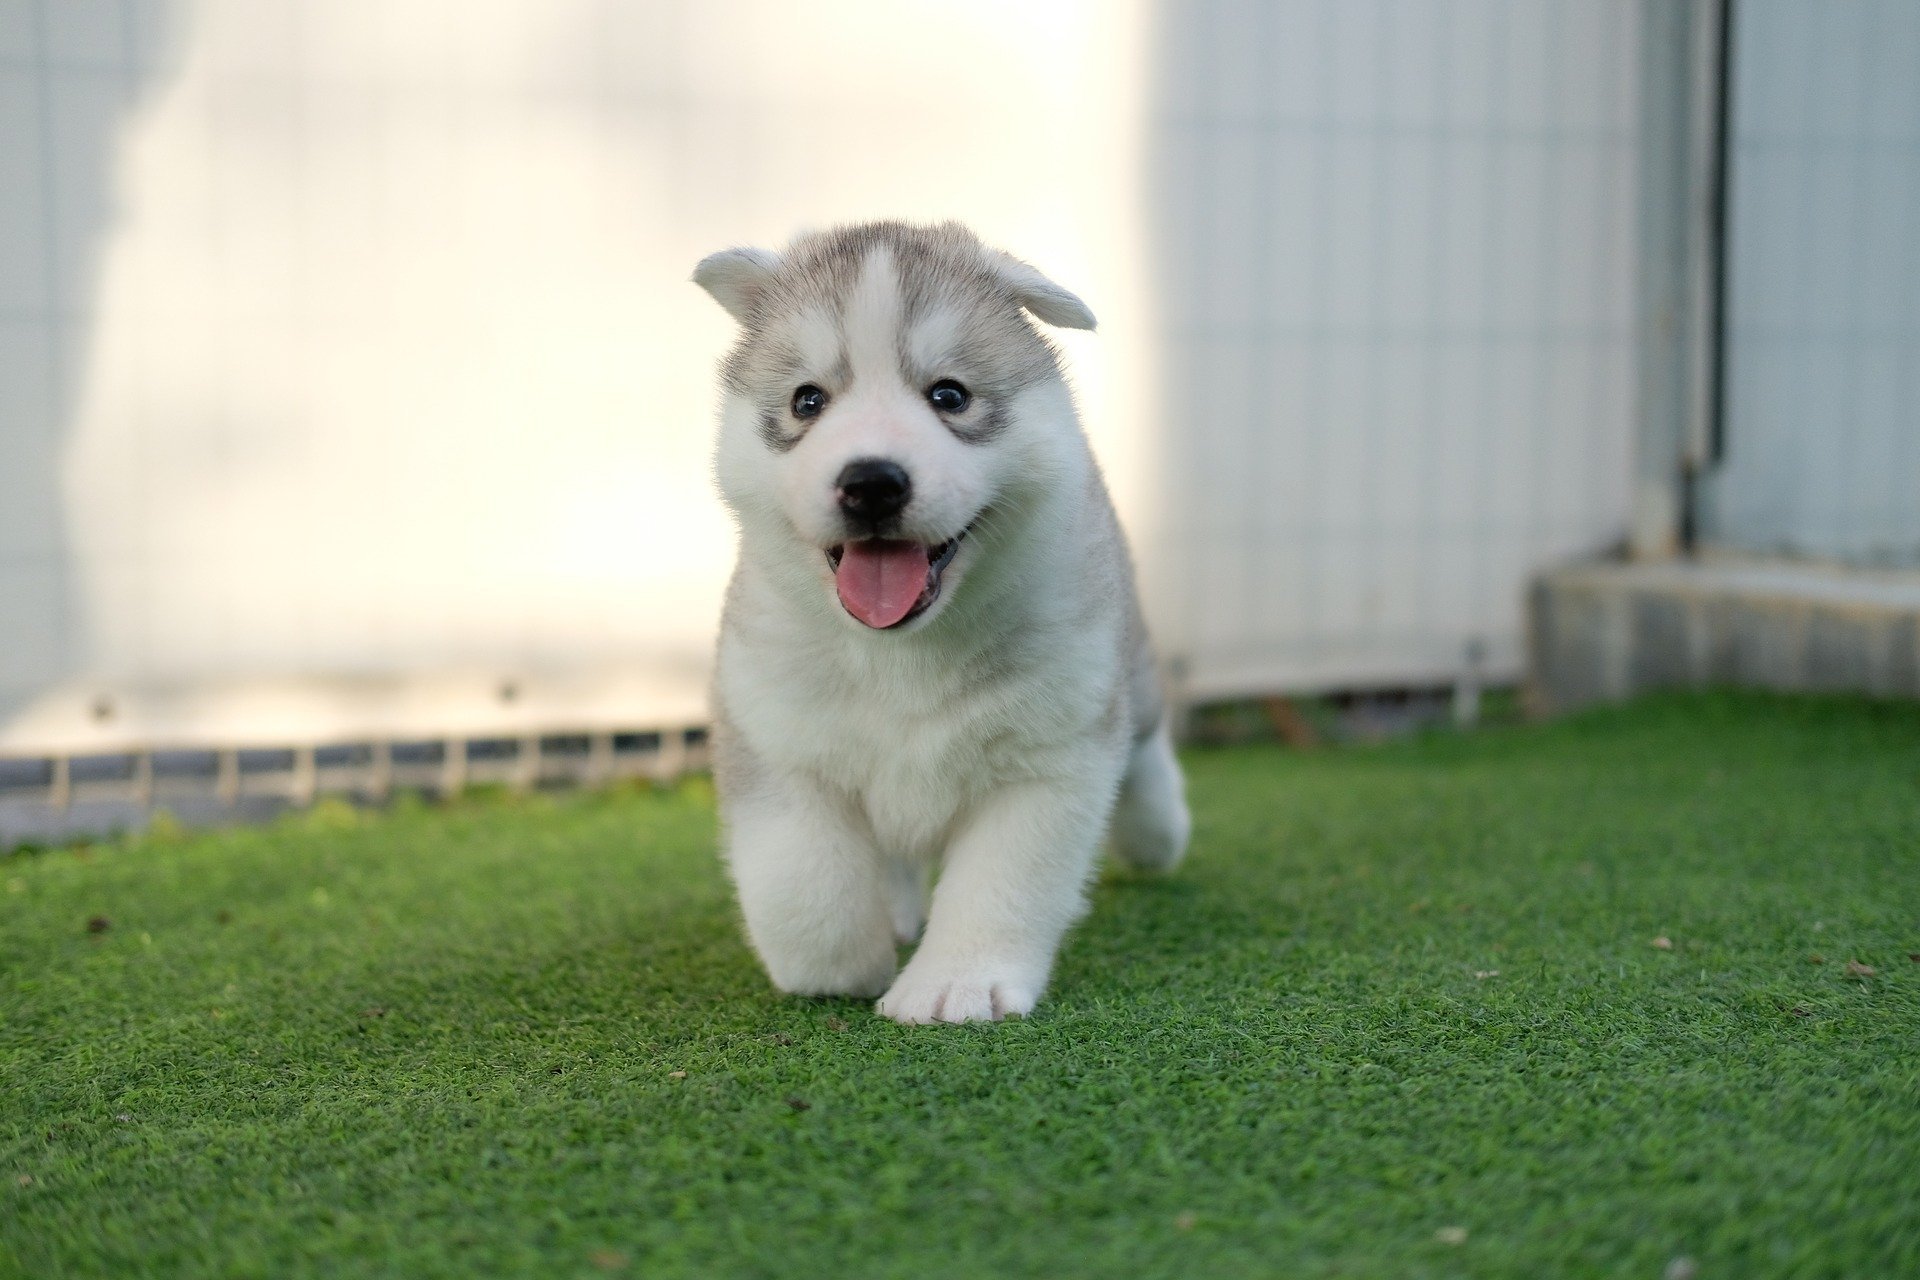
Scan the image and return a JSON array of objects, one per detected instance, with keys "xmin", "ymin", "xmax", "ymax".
[
  {"xmin": 927, "ymin": 380, "xmax": 970, "ymax": 414},
  {"xmin": 791, "ymin": 384, "xmax": 827, "ymax": 419}
]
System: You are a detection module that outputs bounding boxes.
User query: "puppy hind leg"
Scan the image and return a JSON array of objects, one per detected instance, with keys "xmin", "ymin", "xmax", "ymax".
[
  {"xmin": 887, "ymin": 857, "xmax": 929, "ymax": 945},
  {"xmin": 1108, "ymin": 722, "xmax": 1190, "ymax": 872}
]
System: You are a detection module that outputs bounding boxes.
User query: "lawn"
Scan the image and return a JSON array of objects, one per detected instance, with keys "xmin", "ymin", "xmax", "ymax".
[{"xmin": 3, "ymin": 692, "xmax": 1917, "ymax": 1279}]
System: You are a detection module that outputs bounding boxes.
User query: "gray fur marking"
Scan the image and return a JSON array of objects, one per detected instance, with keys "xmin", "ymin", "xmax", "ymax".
[{"xmin": 717, "ymin": 222, "xmax": 1064, "ymax": 453}]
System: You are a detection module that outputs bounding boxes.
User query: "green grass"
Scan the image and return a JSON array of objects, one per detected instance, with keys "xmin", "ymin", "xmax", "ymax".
[{"xmin": 4, "ymin": 692, "xmax": 1918, "ymax": 1279}]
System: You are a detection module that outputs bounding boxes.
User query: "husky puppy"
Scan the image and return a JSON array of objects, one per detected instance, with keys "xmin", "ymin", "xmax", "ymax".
[{"xmin": 693, "ymin": 221, "xmax": 1188, "ymax": 1023}]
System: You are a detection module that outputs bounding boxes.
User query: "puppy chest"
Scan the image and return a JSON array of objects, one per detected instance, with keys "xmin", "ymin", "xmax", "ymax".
[
  {"xmin": 821, "ymin": 727, "xmax": 966, "ymax": 854},
  {"xmin": 801, "ymin": 709, "xmax": 1031, "ymax": 857}
]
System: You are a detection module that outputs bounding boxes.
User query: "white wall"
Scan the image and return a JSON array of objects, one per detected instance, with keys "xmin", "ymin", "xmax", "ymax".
[
  {"xmin": 0, "ymin": 0, "xmax": 1645, "ymax": 753},
  {"xmin": 1146, "ymin": 0, "xmax": 1642, "ymax": 697},
  {"xmin": 0, "ymin": 0, "xmax": 1156, "ymax": 750},
  {"xmin": 1706, "ymin": 0, "xmax": 1920, "ymax": 568}
]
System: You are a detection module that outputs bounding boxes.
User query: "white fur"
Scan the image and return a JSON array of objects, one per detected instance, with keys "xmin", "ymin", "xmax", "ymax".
[{"xmin": 698, "ymin": 224, "xmax": 1187, "ymax": 1023}]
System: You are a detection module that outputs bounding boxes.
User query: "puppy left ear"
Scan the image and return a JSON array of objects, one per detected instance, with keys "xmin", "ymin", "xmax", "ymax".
[
  {"xmin": 991, "ymin": 253, "xmax": 1097, "ymax": 331},
  {"xmin": 693, "ymin": 246, "xmax": 782, "ymax": 324}
]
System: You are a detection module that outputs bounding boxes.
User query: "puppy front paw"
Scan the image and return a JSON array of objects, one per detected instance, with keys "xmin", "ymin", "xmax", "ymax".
[{"xmin": 876, "ymin": 961, "xmax": 1040, "ymax": 1024}]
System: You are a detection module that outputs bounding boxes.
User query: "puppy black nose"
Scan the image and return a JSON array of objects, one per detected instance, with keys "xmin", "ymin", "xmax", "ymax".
[{"xmin": 835, "ymin": 458, "xmax": 912, "ymax": 526}]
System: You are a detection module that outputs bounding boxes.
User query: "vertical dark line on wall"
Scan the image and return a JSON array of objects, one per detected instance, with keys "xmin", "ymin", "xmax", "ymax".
[
  {"xmin": 1706, "ymin": 0, "xmax": 1735, "ymax": 468},
  {"xmin": 1682, "ymin": 0, "xmax": 1735, "ymax": 559},
  {"xmin": 1679, "ymin": 463, "xmax": 1699, "ymax": 552}
]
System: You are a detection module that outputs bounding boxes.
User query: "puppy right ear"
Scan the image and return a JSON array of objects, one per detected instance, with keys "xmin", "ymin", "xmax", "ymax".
[
  {"xmin": 692, "ymin": 247, "xmax": 782, "ymax": 324},
  {"xmin": 987, "ymin": 252, "xmax": 1098, "ymax": 331}
]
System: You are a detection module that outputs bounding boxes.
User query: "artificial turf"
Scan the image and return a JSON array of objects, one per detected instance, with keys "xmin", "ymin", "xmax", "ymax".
[{"xmin": 3, "ymin": 692, "xmax": 1917, "ymax": 1279}]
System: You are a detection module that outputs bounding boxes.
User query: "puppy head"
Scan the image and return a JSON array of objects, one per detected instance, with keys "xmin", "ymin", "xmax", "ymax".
[{"xmin": 696, "ymin": 222, "xmax": 1094, "ymax": 633}]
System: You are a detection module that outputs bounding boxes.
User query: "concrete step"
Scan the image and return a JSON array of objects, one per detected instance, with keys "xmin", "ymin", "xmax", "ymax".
[{"xmin": 1529, "ymin": 558, "xmax": 1920, "ymax": 713}]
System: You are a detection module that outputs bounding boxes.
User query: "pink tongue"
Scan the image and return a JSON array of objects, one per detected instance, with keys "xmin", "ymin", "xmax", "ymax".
[{"xmin": 835, "ymin": 540, "xmax": 931, "ymax": 629}]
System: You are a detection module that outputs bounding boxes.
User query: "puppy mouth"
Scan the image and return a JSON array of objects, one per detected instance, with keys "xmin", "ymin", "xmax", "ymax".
[{"xmin": 825, "ymin": 529, "xmax": 968, "ymax": 630}]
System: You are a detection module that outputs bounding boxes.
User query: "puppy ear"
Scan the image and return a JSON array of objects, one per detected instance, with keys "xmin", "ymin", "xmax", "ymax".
[
  {"xmin": 692, "ymin": 247, "xmax": 782, "ymax": 323},
  {"xmin": 991, "ymin": 253, "xmax": 1097, "ymax": 331}
]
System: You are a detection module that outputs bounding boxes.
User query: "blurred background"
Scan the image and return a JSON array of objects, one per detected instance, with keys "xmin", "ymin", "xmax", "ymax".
[{"xmin": 2, "ymin": 0, "xmax": 1916, "ymax": 836}]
